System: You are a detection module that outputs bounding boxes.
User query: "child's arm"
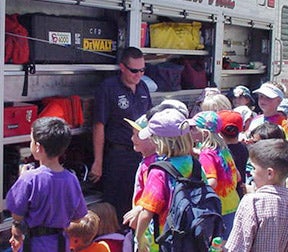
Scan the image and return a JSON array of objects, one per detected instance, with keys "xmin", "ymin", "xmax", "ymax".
[
  {"xmin": 135, "ymin": 208, "xmax": 154, "ymax": 252},
  {"xmin": 123, "ymin": 205, "xmax": 143, "ymax": 229}
]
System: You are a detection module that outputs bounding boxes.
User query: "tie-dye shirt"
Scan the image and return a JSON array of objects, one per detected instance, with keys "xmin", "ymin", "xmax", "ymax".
[
  {"xmin": 133, "ymin": 153, "xmax": 158, "ymax": 206},
  {"xmin": 199, "ymin": 147, "xmax": 240, "ymax": 215},
  {"xmin": 137, "ymin": 155, "xmax": 198, "ymax": 251},
  {"xmin": 248, "ymin": 113, "xmax": 288, "ymax": 139},
  {"xmin": 138, "ymin": 155, "xmax": 196, "ymax": 224}
]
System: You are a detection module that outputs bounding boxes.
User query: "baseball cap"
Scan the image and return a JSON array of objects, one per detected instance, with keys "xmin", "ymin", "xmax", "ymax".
[
  {"xmin": 195, "ymin": 87, "xmax": 221, "ymax": 104},
  {"xmin": 233, "ymin": 85, "xmax": 255, "ymax": 104},
  {"xmin": 124, "ymin": 114, "xmax": 148, "ymax": 131},
  {"xmin": 253, "ymin": 82, "xmax": 284, "ymax": 99},
  {"xmin": 187, "ymin": 111, "xmax": 222, "ymax": 133},
  {"xmin": 233, "ymin": 105, "xmax": 253, "ymax": 124},
  {"xmin": 138, "ymin": 108, "xmax": 190, "ymax": 140},
  {"xmin": 218, "ymin": 110, "xmax": 243, "ymax": 135},
  {"xmin": 160, "ymin": 99, "xmax": 189, "ymax": 118}
]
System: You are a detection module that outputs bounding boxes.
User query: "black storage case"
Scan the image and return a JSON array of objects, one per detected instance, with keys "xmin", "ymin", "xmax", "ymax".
[{"xmin": 19, "ymin": 14, "xmax": 118, "ymax": 64}]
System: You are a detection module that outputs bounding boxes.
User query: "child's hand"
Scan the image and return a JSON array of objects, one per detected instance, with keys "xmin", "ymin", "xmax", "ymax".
[
  {"xmin": 123, "ymin": 205, "xmax": 143, "ymax": 229},
  {"xmin": 19, "ymin": 163, "xmax": 35, "ymax": 175}
]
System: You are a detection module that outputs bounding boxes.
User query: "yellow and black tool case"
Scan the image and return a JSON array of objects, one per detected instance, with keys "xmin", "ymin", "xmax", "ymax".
[{"xmin": 19, "ymin": 13, "xmax": 118, "ymax": 64}]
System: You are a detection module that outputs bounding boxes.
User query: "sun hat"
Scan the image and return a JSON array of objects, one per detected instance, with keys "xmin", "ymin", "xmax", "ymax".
[
  {"xmin": 233, "ymin": 85, "xmax": 255, "ymax": 104},
  {"xmin": 253, "ymin": 82, "xmax": 284, "ymax": 99},
  {"xmin": 218, "ymin": 110, "xmax": 243, "ymax": 135},
  {"xmin": 138, "ymin": 108, "xmax": 190, "ymax": 140},
  {"xmin": 124, "ymin": 114, "xmax": 148, "ymax": 131},
  {"xmin": 188, "ymin": 111, "xmax": 222, "ymax": 133}
]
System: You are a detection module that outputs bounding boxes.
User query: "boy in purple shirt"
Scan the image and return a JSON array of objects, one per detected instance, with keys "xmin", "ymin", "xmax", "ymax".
[{"xmin": 7, "ymin": 117, "xmax": 87, "ymax": 252}]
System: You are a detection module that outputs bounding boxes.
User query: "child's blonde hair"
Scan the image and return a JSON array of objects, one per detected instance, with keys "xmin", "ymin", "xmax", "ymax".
[
  {"xmin": 151, "ymin": 129, "xmax": 193, "ymax": 157},
  {"xmin": 88, "ymin": 202, "xmax": 120, "ymax": 236},
  {"xmin": 201, "ymin": 94, "xmax": 232, "ymax": 112},
  {"xmin": 66, "ymin": 210, "xmax": 100, "ymax": 245},
  {"xmin": 198, "ymin": 129, "xmax": 227, "ymax": 151}
]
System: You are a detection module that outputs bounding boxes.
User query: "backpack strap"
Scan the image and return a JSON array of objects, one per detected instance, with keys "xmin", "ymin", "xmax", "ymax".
[
  {"xmin": 149, "ymin": 156, "xmax": 202, "ymax": 181},
  {"xmin": 191, "ymin": 156, "xmax": 202, "ymax": 181},
  {"xmin": 149, "ymin": 160, "xmax": 182, "ymax": 179},
  {"xmin": 149, "ymin": 160, "xmax": 179, "ymax": 246}
]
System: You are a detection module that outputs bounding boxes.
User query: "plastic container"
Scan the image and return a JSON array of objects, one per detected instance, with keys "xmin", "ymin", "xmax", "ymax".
[{"xmin": 209, "ymin": 237, "xmax": 223, "ymax": 252}]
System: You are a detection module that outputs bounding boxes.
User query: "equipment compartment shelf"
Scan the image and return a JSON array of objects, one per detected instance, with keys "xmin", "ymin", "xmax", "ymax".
[
  {"xmin": 141, "ymin": 48, "xmax": 209, "ymax": 56},
  {"xmin": 221, "ymin": 68, "xmax": 266, "ymax": 76}
]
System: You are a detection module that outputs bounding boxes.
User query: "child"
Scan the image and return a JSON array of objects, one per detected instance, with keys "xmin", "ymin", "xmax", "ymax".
[
  {"xmin": 189, "ymin": 87, "xmax": 221, "ymax": 117},
  {"xmin": 200, "ymin": 93, "xmax": 232, "ymax": 112},
  {"xmin": 123, "ymin": 114, "xmax": 157, "ymax": 228},
  {"xmin": 123, "ymin": 100, "xmax": 190, "ymax": 251},
  {"xmin": 249, "ymin": 121, "xmax": 286, "ymax": 143},
  {"xmin": 88, "ymin": 202, "xmax": 125, "ymax": 252},
  {"xmin": 134, "ymin": 108, "xmax": 197, "ymax": 251},
  {"xmin": 9, "ymin": 222, "xmax": 25, "ymax": 252},
  {"xmin": 123, "ymin": 99, "xmax": 189, "ymax": 228},
  {"xmin": 188, "ymin": 111, "xmax": 240, "ymax": 241},
  {"xmin": 232, "ymin": 85, "xmax": 255, "ymax": 110},
  {"xmin": 218, "ymin": 110, "xmax": 249, "ymax": 198},
  {"xmin": 233, "ymin": 105, "xmax": 255, "ymax": 141},
  {"xmin": 122, "ymin": 114, "xmax": 158, "ymax": 252},
  {"xmin": 6, "ymin": 117, "xmax": 87, "ymax": 252},
  {"xmin": 245, "ymin": 121, "xmax": 286, "ymax": 189},
  {"xmin": 67, "ymin": 210, "xmax": 110, "ymax": 252},
  {"xmin": 248, "ymin": 81, "xmax": 288, "ymax": 138},
  {"xmin": 225, "ymin": 139, "xmax": 288, "ymax": 252}
]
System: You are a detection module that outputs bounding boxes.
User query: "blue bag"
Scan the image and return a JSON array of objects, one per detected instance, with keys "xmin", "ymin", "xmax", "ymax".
[{"xmin": 149, "ymin": 160, "xmax": 224, "ymax": 252}]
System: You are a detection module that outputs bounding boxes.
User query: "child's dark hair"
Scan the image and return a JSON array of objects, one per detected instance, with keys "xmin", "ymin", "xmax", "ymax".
[
  {"xmin": 32, "ymin": 117, "xmax": 71, "ymax": 158},
  {"xmin": 120, "ymin": 47, "xmax": 143, "ymax": 65},
  {"xmin": 250, "ymin": 121, "xmax": 286, "ymax": 140},
  {"xmin": 249, "ymin": 139, "xmax": 288, "ymax": 180},
  {"xmin": 221, "ymin": 125, "xmax": 239, "ymax": 139}
]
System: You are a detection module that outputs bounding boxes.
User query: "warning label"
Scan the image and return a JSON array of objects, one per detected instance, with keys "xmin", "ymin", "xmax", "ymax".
[{"xmin": 49, "ymin": 32, "xmax": 72, "ymax": 45}]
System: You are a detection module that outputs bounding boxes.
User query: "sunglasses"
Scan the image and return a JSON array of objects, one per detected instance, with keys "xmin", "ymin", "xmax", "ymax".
[{"xmin": 123, "ymin": 63, "xmax": 145, "ymax": 74}]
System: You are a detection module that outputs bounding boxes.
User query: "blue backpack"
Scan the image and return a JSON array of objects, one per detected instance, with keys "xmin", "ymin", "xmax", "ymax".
[{"xmin": 149, "ymin": 159, "xmax": 224, "ymax": 252}]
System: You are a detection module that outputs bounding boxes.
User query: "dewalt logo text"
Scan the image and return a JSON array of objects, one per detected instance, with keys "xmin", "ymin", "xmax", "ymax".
[{"xmin": 83, "ymin": 39, "xmax": 113, "ymax": 52}]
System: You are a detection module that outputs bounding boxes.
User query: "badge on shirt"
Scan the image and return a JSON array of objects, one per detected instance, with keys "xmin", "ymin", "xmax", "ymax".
[{"xmin": 118, "ymin": 95, "xmax": 129, "ymax": 109}]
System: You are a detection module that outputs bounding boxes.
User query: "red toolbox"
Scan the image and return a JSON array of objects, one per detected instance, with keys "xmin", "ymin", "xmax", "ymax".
[{"xmin": 4, "ymin": 102, "xmax": 38, "ymax": 137}]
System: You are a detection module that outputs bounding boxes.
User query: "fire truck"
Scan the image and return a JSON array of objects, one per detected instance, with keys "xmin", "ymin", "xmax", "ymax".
[{"xmin": 0, "ymin": 0, "xmax": 287, "ymax": 231}]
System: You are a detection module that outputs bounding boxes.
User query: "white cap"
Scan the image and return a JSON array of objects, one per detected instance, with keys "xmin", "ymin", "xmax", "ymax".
[
  {"xmin": 253, "ymin": 83, "xmax": 284, "ymax": 99},
  {"xmin": 234, "ymin": 105, "xmax": 253, "ymax": 124}
]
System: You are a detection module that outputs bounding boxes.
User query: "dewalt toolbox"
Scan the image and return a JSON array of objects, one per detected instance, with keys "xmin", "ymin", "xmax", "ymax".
[
  {"xmin": 19, "ymin": 14, "xmax": 118, "ymax": 64},
  {"xmin": 4, "ymin": 102, "xmax": 38, "ymax": 137}
]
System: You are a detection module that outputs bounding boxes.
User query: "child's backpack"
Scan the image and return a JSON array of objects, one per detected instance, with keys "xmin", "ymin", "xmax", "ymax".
[{"xmin": 149, "ymin": 159, "xmax": 224, "ymax": 252}]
